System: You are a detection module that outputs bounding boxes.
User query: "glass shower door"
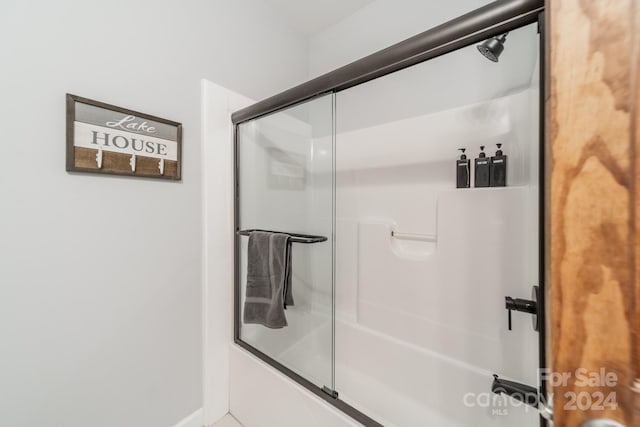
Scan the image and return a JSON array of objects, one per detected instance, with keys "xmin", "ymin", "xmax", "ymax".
[
  {"xmin": 236, "ymin": 94, "xmax": 335, "ymax": 391},
  {"xmin": 333, "ymin": 23, "xmax": 541, "ymax": 427}
]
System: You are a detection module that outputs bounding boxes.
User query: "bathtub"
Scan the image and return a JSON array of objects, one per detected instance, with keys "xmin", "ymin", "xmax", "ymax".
[{"xmin": 275, "ymin": 311, "xmax": 539, "ymax": 427}]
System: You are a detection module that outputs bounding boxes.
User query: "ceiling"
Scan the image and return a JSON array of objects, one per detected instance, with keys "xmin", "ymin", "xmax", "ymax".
[{"xmin": 264, "ymin": 0, "xmax": 374, "ymax": 36}]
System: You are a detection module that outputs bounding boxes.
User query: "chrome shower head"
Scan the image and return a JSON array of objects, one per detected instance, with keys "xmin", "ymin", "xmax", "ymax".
[{"xmin": 477, "ymin": 33, "xmax": 508, "ymax": 62}]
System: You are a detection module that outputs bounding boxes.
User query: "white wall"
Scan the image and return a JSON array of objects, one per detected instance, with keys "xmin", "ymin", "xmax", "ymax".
[
  {"xmin": 0, "ymin": 1, "xmax": 308, "ymax": 427},
  {"xmin": 201, "ymin": 80, "xmax": 253, "ymax": 427}
]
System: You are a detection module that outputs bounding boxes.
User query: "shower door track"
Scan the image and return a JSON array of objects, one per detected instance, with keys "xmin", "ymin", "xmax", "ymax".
[{"xmin": 232, "ymin": 1, "xmax": 547, "ymax": 426}]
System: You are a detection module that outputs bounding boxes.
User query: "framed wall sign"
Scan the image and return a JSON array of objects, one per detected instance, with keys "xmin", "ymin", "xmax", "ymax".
[{"xmin": 66, "ymin": 94, "xmax": 182, "ymax": 180}]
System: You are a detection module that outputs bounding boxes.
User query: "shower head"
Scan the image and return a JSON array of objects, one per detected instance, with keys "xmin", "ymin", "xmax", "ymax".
[{"xmin": 477, "ymin": 33, "xmax": 508, "ymax": 62}]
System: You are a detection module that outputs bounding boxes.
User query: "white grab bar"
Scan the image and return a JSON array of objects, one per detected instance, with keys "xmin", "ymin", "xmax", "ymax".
[{"xmin": 390, "ymin": 231, "xmax": 437, "ymax": 242}]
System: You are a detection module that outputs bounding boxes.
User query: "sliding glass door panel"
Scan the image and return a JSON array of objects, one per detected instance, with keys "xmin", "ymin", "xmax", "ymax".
[
  {"xmin": 236, "ymin": 94, "xmax": 335, "ymax": 390},
  {"xmin": 333, "ymin": 22, "xmax": 541, "ymax": 427}
]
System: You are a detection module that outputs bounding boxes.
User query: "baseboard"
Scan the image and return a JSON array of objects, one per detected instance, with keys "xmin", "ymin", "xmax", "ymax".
[{"xmin": 174, "ymin": 408, "xmax": 203, "ymax": 427}]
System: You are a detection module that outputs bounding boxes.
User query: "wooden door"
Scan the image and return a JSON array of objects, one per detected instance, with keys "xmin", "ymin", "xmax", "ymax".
[{"xmin": 547, "ymin": 0, "xmax": 640, "ymax": 425}]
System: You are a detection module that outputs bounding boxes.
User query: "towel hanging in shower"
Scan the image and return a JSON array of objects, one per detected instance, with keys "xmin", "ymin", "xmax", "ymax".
[{"xmin": 243, "ymin": 231, "xmax": 293, "ymax": 328}]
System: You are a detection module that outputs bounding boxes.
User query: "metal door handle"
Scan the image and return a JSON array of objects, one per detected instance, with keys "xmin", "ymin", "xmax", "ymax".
[{"xmin": 504, "ymin": 285, "xmax": 540, "ymax": 331}]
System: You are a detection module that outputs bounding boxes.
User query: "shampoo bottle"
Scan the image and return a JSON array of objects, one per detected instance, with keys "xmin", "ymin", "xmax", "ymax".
[
  {"xmin": 490, "ymin": 143, "xmax": 507, "ymax": 187},
  {"xmin": 456, "ymin": 148, "xmax": 470, "ymax": 188},
  {"xmin": 474, "ymin": 146, "xmax": 490, "ymax": 187}
]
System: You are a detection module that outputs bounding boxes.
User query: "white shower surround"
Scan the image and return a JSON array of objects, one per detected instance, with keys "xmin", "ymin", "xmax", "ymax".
[{"xmin": 330, "ymin": 86, "xmax": 540, "ymax": 427}]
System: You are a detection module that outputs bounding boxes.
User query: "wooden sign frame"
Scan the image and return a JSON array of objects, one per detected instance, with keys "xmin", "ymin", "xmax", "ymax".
[{"xmin": 66, "ymin": 94, "xmax": 182, "ymax": 180}]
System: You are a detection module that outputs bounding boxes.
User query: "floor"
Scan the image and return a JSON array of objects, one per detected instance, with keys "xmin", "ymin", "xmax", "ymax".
[{"xmin": 212, "ymin": 414, "xmax": 243, "ymax": 427}]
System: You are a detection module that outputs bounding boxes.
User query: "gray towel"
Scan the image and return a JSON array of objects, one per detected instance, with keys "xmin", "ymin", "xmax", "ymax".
[{"xmin": 243, "ymin": 231, "xmax": 294, "ymax": 328}]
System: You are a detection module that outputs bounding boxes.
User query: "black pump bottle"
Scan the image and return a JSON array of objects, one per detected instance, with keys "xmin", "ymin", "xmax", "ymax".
[
  {"xmin": 456, "ymin": 148, "xmax": 470, "ymax": 188},
  {"xmin": 490, "ymin": 143, "xmax": 507, "ymax": 187},
  {"xmin": 474, "ymin": 146, "xmax": 490, "ymax": 187}
]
